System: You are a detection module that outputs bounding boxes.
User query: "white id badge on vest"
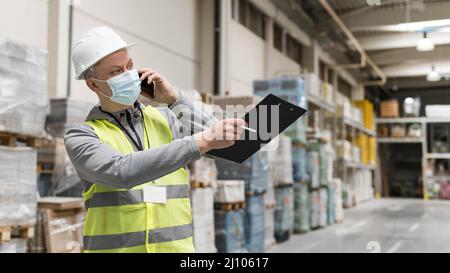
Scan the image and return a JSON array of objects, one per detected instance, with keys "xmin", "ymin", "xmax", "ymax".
[{"xmin": 143, "ymin": 186, "xmax": 167, "ymax": 204}]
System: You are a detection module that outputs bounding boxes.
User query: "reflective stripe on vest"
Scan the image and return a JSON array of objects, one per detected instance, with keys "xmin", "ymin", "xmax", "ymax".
[
  {"xmin": 84, "ymin": 224, "xmax": 193, "ymax": 251},
  {"xmin": 82, "ymin": 105, "xmax": 194, "ymax": 253},
  {"xmin": 85, "ymin": 184, "xmax": 190, "ymax": 209}
]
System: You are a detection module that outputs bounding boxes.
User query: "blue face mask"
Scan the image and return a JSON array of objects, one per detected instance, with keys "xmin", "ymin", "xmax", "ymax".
[{"xmin": 96, "ymin": 69, "xmax": 141, "ymax": 106}]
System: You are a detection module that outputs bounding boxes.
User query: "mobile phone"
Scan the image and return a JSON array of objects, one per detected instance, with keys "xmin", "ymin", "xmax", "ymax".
[{"xmin": 139, "ymin": 73, "xmax": 155, "ymax": 98}]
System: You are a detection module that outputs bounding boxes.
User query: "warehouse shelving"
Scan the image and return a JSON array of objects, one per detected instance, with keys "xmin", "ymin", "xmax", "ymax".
[
  {"xmin": 307, "ymin": 93, "xmax": 336, "ymax": 114},
  {"xmin": 376, "ymin": 117, "xmax": 450, "ymax": 200}
]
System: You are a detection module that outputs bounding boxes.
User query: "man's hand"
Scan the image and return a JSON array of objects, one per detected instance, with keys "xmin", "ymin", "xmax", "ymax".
[
  {"xmin": 139, "ymin": 68, "xmax": 179, "ymax": 105},
  {"xmin": 194, "ymin": 119, "xmax": 246, "ymax": 155}
]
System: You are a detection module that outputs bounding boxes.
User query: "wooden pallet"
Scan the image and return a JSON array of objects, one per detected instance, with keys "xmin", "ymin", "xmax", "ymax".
[
  {"xmin": 215, "ymin": 202, "xmax": 246, "ymax": 211},
  {"xmin": 265, "ymin": 203, "xmax": 276, "ymax": 209},
  {"xmin": 0, "ymin": 224, "xmax": 35, "ymax": 243},
  {"xmin": 190, "ymin": 181, "xmax": 210, "ymax": 189},
  {"xmin": 37, "ymin": 162, "xmax": 55, "ymax": 174},
  {"xmin": 200, "ymin": 92, "xmax": 213, "ymax": 104},
  {"xmin": 0, "ymin": 132, "xmax": 44, "ymax": 148}
]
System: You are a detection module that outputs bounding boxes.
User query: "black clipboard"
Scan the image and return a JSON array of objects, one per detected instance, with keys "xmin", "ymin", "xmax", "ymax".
[{"xmin": 206, "ymin": 94, "xmax": 307, "ymax": 164}]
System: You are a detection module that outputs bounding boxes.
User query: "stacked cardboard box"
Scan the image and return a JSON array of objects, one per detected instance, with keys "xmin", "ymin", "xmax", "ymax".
[
  {"xmin": 0, "ymin": 38, "xmax": 49, "ymax": 137},
  {"xmin": 331, "ymin": 179, "xmax": 344, "ymax": 222},
  {"xmin": 188, "ymin": 157, "xmax": 218, "ymax": 188},
  {"xmin": 191, "ymin": 188, "xmax": 217, "ymax": 253}
]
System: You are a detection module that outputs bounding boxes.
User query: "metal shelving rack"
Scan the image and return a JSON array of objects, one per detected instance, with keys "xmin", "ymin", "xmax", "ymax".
[{"xmin": 376, "ymin": 117, "xmax": 450, "ymax": 200}]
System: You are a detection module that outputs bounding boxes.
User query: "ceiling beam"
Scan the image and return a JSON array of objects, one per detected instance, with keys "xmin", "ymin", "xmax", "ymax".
[
  {"xmin": 341, "ymin": 1, "xmax": 450, "ymax": 29},
  {"xmin": 359, "ymin": 32, "xmax": 450, "ymax": 51},
  {"xmin": 370, "ymin": 44, "xmax": 450, "ymax": 66}
]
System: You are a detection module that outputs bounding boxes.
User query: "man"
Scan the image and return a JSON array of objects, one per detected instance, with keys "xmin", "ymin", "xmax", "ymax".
[{"xmin": 65, "ymin": 26, "xmax": 245, "ymax": 253}]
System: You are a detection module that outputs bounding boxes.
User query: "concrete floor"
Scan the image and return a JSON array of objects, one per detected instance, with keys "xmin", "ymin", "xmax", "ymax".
[{"xmin": 269, "ymin": 198, "xmax": 450, "ymax": 253}]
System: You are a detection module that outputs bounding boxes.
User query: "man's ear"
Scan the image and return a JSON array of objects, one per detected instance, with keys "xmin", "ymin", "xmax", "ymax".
[{"xmin": 85, "ymin": 79, "xmax": 99, "ymax": 92}]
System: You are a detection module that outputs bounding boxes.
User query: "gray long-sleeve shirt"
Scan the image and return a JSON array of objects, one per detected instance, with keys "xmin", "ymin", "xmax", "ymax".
[{"xmin": 64, "ymin": 92, "xmax": 217, "ymax": 191}]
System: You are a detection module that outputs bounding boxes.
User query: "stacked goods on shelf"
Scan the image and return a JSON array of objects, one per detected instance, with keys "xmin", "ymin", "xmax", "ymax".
[
  {"xmin": 45, "ymin": 99, "xmax": 95, "ymax": 138},
  {"xmin": 308, "ymin": 143, "xmax": 329, "ymax": 187},
  {"xmin": 214, "ymin": 210, "xmax": 246, "ymax": 253},
  {"xmin": 264, "ymin": 202, "xmax": 275, "ymax": 251},
  {"xmin": 342, "ymin": 182, "xmax": 354, "ymax": 208},
  {"xmin": 274, "ymin": 186, "xmax": 294, "ymax": 242},
  {"xmin": 331, "ymin": 179, "xmax": 344, "ymax": 223},
  {"xmin": 349, "ymin": 170, "xmax": 374, "ymax": 205},
  {"xmin": 244, "ymin": 194, "xmax": 265, "ymax": 253},
  {"xmin": 309, "ymin": 190, "xmax": 320, "ymax": 229},
  {"xmin": 188, "ymin": 157, "xmax": 218, "ymax": 188},
  {"xmin": 355, "ymin": 100, "xmax": 375, "ymax": 131},
  {"xmin": 326, "ymin": 184, "xmax": 336, "ymax": 225},
  {"xmin": 189, "ymin": 156, "xmax": 218, "ymax": 252},
  {"xmin": 268, "ymin": 135, "xmax": 294, "ymax": 186},
  {"xmin": 336, "ymin": 140, "xmax": 352, "ymax": 161},
  {"xmin": 190, "ymin": 188, "xmax": 217, "ymax": 253},
  {"xmin": 302, "ymin": 74, "xmax": 321, "ymax": 97},
  {"xmin": 214, "ymin": 180, "xmax": 245, "ymax": 205},
  {"xmin": 426, "ymin": 105, "xmax": 450, "ymax": 118},
  {"xmin": 32, "ymin": 198, "xmax": 84, "ymax": 253},
  {"xmin": 293, "ymin": 182, "xmax": 310, "ymax": 233},
  {"xmin": 0, "ymin": 147, "xmax": 38, "ymax": 249},
  {"xmin": 43, "ymin": 139, "xmax": 82, "ymax": 197},
  {"xmin": 335, "ymin": 92, "xmax": 352, "ymax": 120},
  {"xmin": 380, "ymin": 99, "xmax": 399, "ymax": 118},
  {"xmin": 318, "ymin": 188, "xmax": 328, "ymax": 228},
  {"xmin": 321, "ymin": 82, "xmax": 334, "ymax": 105},
  {"xmin": 0, "ymin": 38, "xmax": 49, "ymax": 137},
  {"xmin": 253, "ymin": 78, "xmax": 308, "ymax": 144},
  {"xmin": 292, "ymin": 143, "xmax": 309, "ymax": 182},
  {"xmin": 307, "ymin": 150, "xmax": 320, "ymax": 189},
  {"xmin": 216, "ymin": 152, "xmax": 269, "ymax": 196},
  {"xmin": 355, "ymin": 135, "xmax": 369, "ymax": 165}
]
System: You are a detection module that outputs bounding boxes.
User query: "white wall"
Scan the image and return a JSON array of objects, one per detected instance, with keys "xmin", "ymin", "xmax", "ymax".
[
  {"xmin": 0, "ymin": 0, "xmax": 48, "ymax": 48},
  {"xmin": 69, "ymin": 0, "xmax": 201, "ymax": 103}
]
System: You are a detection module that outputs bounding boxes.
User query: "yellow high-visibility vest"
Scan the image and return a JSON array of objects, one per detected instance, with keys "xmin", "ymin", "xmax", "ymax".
[{"xmin": 83, "ymin": 105, "xmax": 194, "ymax": 253}]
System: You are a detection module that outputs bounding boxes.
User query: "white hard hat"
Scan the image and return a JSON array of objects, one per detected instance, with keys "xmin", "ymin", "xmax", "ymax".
[{"xmin": 72, "ymin": 26, "xmax": 136, "ymax": 80}]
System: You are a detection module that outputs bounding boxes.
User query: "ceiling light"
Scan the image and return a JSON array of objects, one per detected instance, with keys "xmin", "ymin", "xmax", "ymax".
[
  {"xmin": 417, "ymin": 32, "xmax": 435, "ymax": 51},
  {"xmin": 427, "ymin": 66, "xmax": 441, "ymax": 82}
]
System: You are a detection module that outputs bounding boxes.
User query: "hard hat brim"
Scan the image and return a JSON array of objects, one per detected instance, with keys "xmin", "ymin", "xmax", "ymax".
[{"xmin": 76, "ymin": 42, "xmax": 137, "ymax": 80}]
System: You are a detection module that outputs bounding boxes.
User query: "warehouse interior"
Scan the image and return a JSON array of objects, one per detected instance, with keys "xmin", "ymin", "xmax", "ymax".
[{"xmin": 1, "ymin": 0, "xmax": 450, "ymax": 254}]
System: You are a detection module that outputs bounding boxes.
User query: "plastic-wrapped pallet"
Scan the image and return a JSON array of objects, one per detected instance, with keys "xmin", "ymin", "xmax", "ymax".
[
  {"xmin": 294, "ymin": 182, "xmax": 310, "ymax": 233},
  {"xmin": 319, "ymin": 188, "xmax": 328, "ymax": 228},
  {"xmin": 342, "ymin": 182, "xmax": 354, "ymax": 208},
  {"xmin": 50, "ymin": 139, "xmax": 83, "ymax": 197},
  {"xmin": 188, "ymin": 157, "xmax": 218, "ymax": 188},
  {"xmin": 216, "ymin": 152, "xmax": 268, "ymax": 195},
  {"xmin": 214, "ymin": 180, "xmax": 245, "ymax": 203},
  {"xmin": 268, "ymin": 135, "xmax": 293, "ymax": 186},
  {"xmin": 264, "ymin": 207, "xmax": 275, "ymax": 251},
  {"xmin": 245, "ymin": 194, "xmax": 265, "ymax": 253},
  {"xmin": 46, "ymin": 99, "xmax": 95, "ymax": 138},
  {"xmin": 307, "ymin": 151, "xmax": 320, "ymax": 189},
  {"xmin": 253, "ymin": 78, "xmax": 308, "ymax": 144},
  {"xmin": 264, "ymin": 165, "xmax": 276, "ymax": 207},
  {"xmin": 310, "ymin": 190, "xmax": 320, "ymax": 229},
  {"xmin": 190, "ymin": 188, "xmax": 217, "ymax": 253},
  {"xmin": 0, "ymin": 147, "xmax": 37, "ymax": 227},
  {"xmin": 327, "ymin": 185, "xmax": 336, "ymax": 225},
  {"xmin": 331, "ymin": 179, "xmax": 344, "ymax": 222},
  {"xmin": 214, "ymin": 210, "xmax": 247, "ymax": 253},
  {"xmin": 292, "ymin": 144, "xmax": 309, "ymax": 182},
  {"xmin": 0, "ymin": 239, "xmax": 28, "ymax": 253},
  {"xmin": 274, "ymin": 186, "xmax": 294, "ymax": 242},
  {"xmin": 0, "ymin": 38, "xmax": 49, "ymax": 137},
  {"xmin": 349, "ymin": 170, "xmax": 374, "ymax": 204},
  {"xmin": 308, "ymin": 143, "xmax": 329, "ymax": 187}
]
